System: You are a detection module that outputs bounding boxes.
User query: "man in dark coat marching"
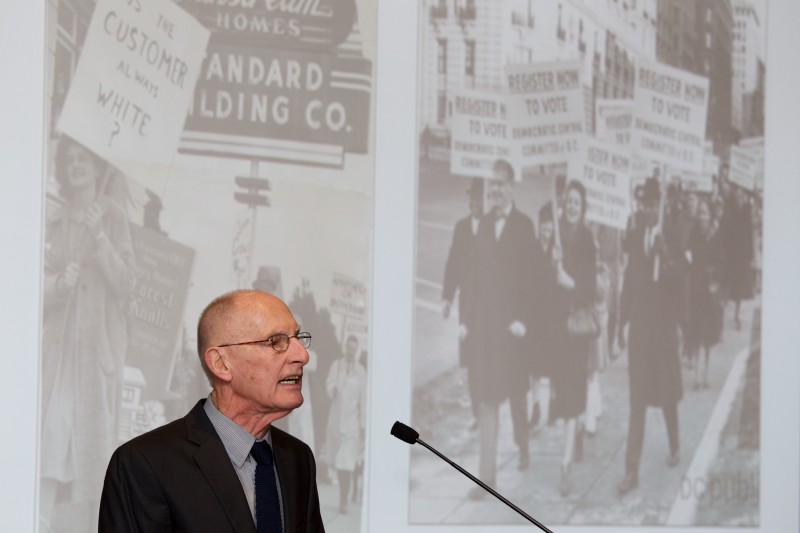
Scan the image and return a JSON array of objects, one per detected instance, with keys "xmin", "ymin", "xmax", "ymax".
[
  {"xmin": 469, "ymin": 159, "xmax": 541, "ymax": 498},
  {"xmin": 617, "ymin": 177, "xmax": 683, "ymax": 496},
  {"xmin": 442, "ymin": 177, "xmax": 484, "ymax": 425}
]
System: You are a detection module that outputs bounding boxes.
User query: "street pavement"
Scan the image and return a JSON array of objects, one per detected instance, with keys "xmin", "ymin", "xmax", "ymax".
[
  {"xmin": 410, "ymin": 294, "xmax": 758, "ymax": 526},
  {"xmin": 407, "ymin": 157, "xmax": 761, "ymax": 526}
]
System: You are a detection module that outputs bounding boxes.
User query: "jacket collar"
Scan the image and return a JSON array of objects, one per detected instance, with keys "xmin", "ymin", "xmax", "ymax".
[{"xmin": 185, "ymin": 400, "xmax": 257, "ymax": 533}]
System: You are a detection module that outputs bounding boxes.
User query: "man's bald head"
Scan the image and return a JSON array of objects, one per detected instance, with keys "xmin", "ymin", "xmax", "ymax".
[
  {"xmin": 196, "ymin": 290, "xmax": 309, "ymax": 433},
  {"xmin": 197, "ymin": 290, "xmax": 288, "ymax": 383}
]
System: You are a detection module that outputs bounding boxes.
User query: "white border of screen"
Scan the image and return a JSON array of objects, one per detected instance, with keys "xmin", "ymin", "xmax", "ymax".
[{"xmin": 1, "ymin": 1, "xmax": 798, "ymax": 532}]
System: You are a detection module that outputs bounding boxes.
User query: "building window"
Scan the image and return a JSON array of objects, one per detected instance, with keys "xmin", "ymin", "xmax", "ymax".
[
  {"xmin": 706, "ymin": 32, "xmax": 712, "ymax": 49},
  {"xmin": 465, "ymin": 39, "xmax": 475, "ymax": 77},
  {"xmin": 437, "ymin": 90, "xmax": 447, "ymax": 124},
  {"xmin": 464, "ymin": 39, "xmax": 475, "ymax": 88},
  {"xmin": 557, "ymin": 4, "xmax": 566, "ymax": 41},
  {"xmin": 527, "ymin": 0, "xmax": 535, "ymax": 27},
  {"xmin": 511, "ymin": 9, "xmax": 535, "ymax": 28},
  {"xmin": 431, "ymin": 0, "xmax": 447, "ymax": 19},
  {"xmin": 458, "ymin": 0, "xmax": 476, "ymax": 22},
  {"xmin": 437, "ymin": 38, "xmax": 447, "ymax": 74}
]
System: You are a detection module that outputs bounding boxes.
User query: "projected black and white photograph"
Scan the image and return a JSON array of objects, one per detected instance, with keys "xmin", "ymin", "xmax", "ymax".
[
  {"xmin": 411, "ymin": 0, "xmax": 764, "ymax": 526},
  {"xmin": 39, "ymin": 0, "xmax": 374, "ymax": 531}
]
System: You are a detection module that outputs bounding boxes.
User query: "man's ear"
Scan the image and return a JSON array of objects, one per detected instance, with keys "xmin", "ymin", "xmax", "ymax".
[{"xmin": 205, "ymin": 347, "xmax": 233, "ymax": 383}]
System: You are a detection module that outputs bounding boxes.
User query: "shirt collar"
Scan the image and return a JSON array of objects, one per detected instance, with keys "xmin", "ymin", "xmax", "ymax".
[{"xmin": 204, "ymin": 395, "xmax": 272, "ymax": 468}]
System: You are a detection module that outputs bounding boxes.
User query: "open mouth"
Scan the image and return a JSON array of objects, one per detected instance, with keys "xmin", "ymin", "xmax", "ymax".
[{"xmin": 279, "ymin": 375, "xmax": 301, "ymax": 385}]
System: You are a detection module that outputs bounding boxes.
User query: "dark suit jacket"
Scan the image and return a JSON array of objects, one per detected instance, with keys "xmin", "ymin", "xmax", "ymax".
[
  {"xmin": 620, "ymin": 224, "xmax": 683, "ymax": 408},
  {"xmin": 99, "ymin": 400, "xmax": 324, "ymax": 532},
  {"xmin": 442, "ymin": 215, "xmax": 479, "ymax": 320},
  {"xmin": 472, "ymin": 206, "xmax": 541, "ymax": 404},
  {"xmin": 442, "ymin": 214, "xmax": 480, "ymax": 366}
]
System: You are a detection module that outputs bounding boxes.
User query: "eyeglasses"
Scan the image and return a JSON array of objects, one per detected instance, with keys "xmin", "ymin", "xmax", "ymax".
[{"xmin": 216, "ymin": 332, "xmax": 312, "ymax": 353}]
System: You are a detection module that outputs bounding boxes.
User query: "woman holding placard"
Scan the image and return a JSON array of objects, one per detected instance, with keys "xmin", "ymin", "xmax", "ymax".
[{"xmin": 40, "ymin": 136, "xmax": 134, "ymax": 531}]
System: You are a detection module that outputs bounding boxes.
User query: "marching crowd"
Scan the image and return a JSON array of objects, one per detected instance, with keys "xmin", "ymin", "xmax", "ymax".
[{"xmin": 441, "ymin": 159, "xmax": 760, "ymax": 498}]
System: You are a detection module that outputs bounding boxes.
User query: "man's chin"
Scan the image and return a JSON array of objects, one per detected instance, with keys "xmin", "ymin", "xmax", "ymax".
[{"xmin": 280, "ymin": 394, "xmax": 305, "ymax": 412}]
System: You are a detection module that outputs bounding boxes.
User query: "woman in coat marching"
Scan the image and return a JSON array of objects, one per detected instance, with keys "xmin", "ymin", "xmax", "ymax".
[
  {"xmin": 551, "ymin": 180, "xmax": 597, "ymax": 497},
  {"xmin": 686, "ymin": 199, "xmax": 723, "ymax": 389}
]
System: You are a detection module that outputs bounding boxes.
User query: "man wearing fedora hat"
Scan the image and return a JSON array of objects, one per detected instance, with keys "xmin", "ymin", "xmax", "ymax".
[{"xmin": 617, "ymin": 176, "xmax": 683, "ymax": 496}]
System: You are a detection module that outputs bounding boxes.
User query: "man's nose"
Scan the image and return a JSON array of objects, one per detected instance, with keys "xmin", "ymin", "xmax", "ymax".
[{"xmin": 289, "ymin": 340, "xmax": 310, "ymax": 364}]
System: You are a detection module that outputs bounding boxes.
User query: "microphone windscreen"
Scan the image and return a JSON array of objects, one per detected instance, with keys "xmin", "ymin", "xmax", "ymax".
[{"xmin": 390, "ymin": 421, "xmax": 419, "ymax": 444}]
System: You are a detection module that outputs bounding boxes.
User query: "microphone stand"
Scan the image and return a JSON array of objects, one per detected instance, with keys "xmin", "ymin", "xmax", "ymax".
[{"xmin": 414, "ymin": 436, "xmax": 554, "ymax": 533}]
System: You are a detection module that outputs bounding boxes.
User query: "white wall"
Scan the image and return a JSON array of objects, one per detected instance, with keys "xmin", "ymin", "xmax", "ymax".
[{"xmin": 0, "ymin": 2, "xmax": 45, "ymax": 532}]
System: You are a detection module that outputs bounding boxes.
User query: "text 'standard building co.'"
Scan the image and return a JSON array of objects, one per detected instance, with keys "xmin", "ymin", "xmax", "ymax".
[{"xmin": 176, "ymin": 0, "xmax": 372, "ymax": 168}]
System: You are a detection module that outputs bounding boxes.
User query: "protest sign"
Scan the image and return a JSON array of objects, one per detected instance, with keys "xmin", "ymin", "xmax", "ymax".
[
  {"xmin": 631, "ymin": 60, "xmax": 709, "ymax": 173},
  {"xmin": 58, "ymin": 0, "xmax": 209, "ymax": 194},
  {"xmin": 450, "ymin": 90, "xmax": 510, "ymax": 178},
  {"xmin": 126, "ymin": 224, "xmax": 195, "ymax": 397},
  {"xmin": 729, "ymin": 144, "xmax": 757, "ymax": 191},
  {"xmin": 506, "ymin": 61, "xmax": 586, "ymax": 172},
  {"xmin": 568, "ymin": 139, "xmax": 632, "ymax": 230},
  {"xmin": 330, "ymin": 271, "xmax": 367, "ymax": 319},
  {"xmin": 683, "ymin": 141, "xmax": 717, "ymax": 192},
  {"xmin": 740, "ymin": 136, "xmax": 764, "ymax": 190},
  {"xmin": 595, "ymin": 98, "xmax": 633, "ymax": 146}
]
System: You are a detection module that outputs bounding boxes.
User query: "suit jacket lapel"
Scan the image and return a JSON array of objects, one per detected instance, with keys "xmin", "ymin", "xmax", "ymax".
[{"xmin": 186, "ymin": 401, "xmax": 257, "ymax": 533}]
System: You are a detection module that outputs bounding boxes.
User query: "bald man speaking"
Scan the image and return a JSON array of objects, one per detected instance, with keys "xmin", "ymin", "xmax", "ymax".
[{"xmin": 99, "ymin": 290, "xmax": 325, "ymax": 532}]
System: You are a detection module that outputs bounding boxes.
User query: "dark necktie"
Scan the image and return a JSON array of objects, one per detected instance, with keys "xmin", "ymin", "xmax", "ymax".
[{"xmin": 251, "ymin": 441, "xmax": 282, "ymax": 533}]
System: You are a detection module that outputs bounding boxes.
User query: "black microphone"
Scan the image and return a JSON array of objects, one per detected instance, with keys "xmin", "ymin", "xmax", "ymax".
[
  {"xmin": 390, "ymin": 421, "xmax": 554, "ymax": 532},
  {"xmin": 390, "ymin": 421, "xmax": 418, "ymax": 444}
]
